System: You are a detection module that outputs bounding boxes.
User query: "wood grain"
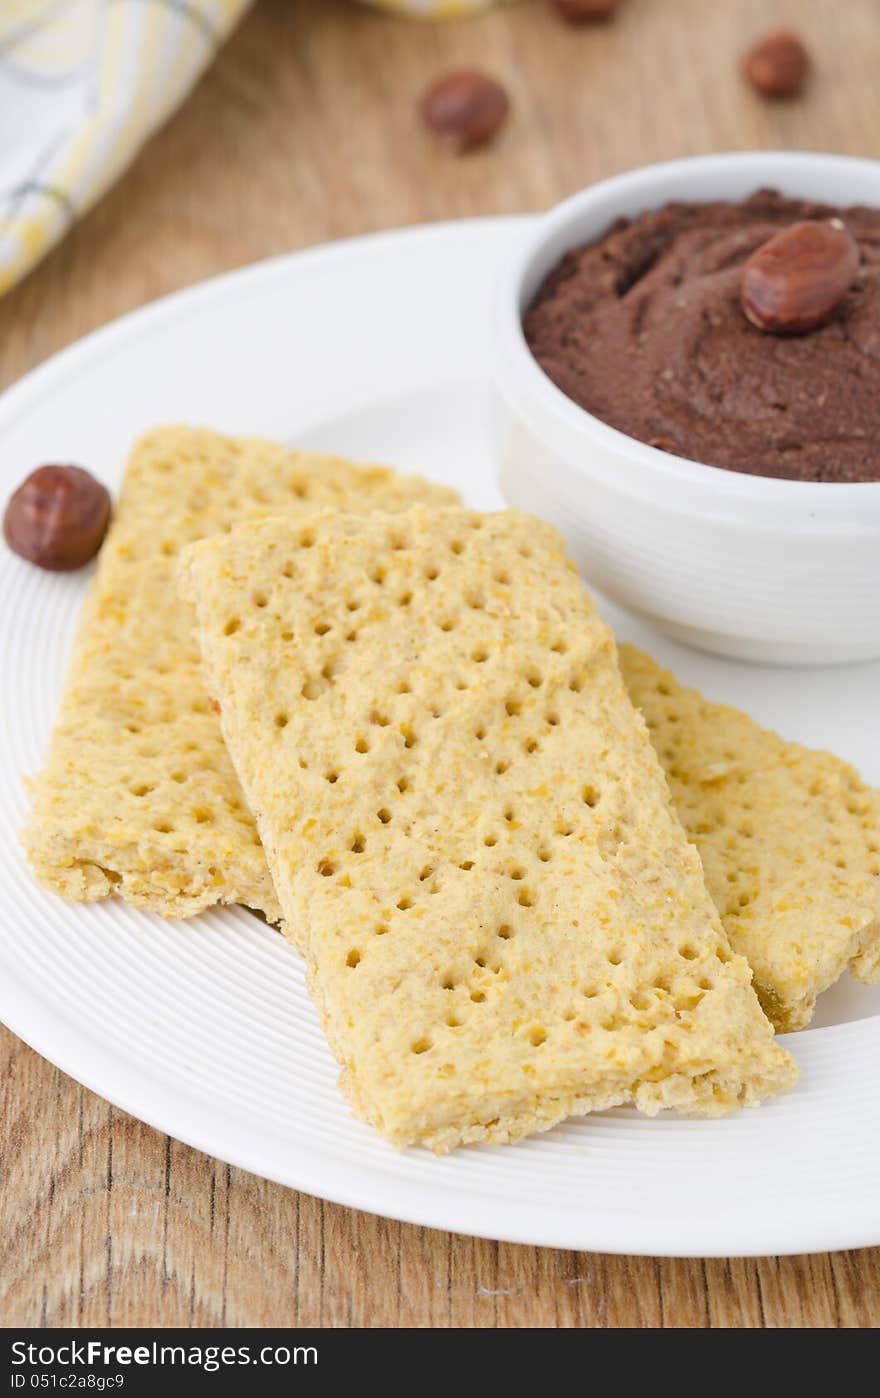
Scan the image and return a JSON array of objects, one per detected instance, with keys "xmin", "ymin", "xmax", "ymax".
[{"xmin": 2, "ymin": 0, "xmax": 880, "ymax": 1328}]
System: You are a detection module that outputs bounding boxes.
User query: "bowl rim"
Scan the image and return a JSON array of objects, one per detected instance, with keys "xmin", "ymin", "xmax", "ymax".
[{"xmin": 496, "ymin": 150, "xmax": 880, "ymax": 505}]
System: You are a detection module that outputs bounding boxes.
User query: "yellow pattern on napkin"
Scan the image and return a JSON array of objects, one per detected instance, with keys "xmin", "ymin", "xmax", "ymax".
[{"xmin": 0, "ymin": 1, "xmax": 508, "ymax": 296}]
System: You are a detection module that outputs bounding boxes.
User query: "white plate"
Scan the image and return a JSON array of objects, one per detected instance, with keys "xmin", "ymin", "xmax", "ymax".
[{"xmin": 1, "ymin": 220, "xmax": 879, "ymax": 1258}]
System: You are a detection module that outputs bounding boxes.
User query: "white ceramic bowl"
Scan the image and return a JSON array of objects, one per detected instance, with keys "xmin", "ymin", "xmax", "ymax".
[{"xmin": 492, "ymin": 152, "xmax": 880, "ymax": 665}]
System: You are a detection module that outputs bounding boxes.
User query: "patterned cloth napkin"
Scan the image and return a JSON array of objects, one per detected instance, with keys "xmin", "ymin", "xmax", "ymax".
[{"xmin": 0, "ymin": 0, "xmax": 501, "ymax": 297}]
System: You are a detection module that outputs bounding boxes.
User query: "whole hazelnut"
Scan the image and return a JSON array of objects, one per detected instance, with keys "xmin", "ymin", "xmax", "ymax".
[
  {"xmin": 551, "ymin": 0, "xmax": 626, "ymax": 20},
  {"xmin": 4, "ymin": 465, "xmax": 111, "ymax": 570},
  {"xmin": 422, "ymin": 70, "xmax": 510, "ymax": 152},
  {"xmin": 741, "ymin": 220, "xmax": 860, "ymax": 336},
  {"xmin": 743, "ymin": 31, "xmax": 811, "ymax": 98}
]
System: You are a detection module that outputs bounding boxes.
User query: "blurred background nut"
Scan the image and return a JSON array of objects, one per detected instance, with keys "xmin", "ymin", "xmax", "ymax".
[
  {"xmin": 551, "ymin": 0, "xmax": 626, "ymax": 21},
  {"xmin": 743, "ymin": 30, "xmax": 811, "ymax": 98},
  {"xmin": 421, "ymin": 70, "xmax": 510, "ymax": 151}
]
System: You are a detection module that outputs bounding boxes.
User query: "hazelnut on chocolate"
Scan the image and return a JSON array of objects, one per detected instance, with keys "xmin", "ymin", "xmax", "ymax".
[{"xmin": 741, "ymin": 220, "xmax": 860, "ymax": 336}]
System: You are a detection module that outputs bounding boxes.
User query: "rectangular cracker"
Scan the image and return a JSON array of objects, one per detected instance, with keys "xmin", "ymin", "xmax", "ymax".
[
  {"xmin": 24, "ymin": 427, "xmax": 458, "ymax": 919},
  {"xmin": 620, "ymin": 645, "xmax": 880, "ymax": 1031},
  {"xmin": 181, "ymin": 507, "xmax": 795, "ymax": 1152}
]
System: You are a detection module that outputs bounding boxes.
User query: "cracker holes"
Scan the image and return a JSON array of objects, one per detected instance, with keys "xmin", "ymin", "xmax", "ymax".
[
  {"xmin": 224, "ymin": 618, "xmax": 240, "ymax": 636},
  {"xmin": 675, "ymin": 991, "xmax": 705, "ymax": 1015},
  {"xmin": 346, "ymin": 949, "xmax": 361, "ymax": 969},
  {"xmin": 411, "ymin": 1037, "xmax": 432, "ymax": 1055},
  {"xmin": 629, "ymin": 990, "xmax": 655, "ymax": 1013}
]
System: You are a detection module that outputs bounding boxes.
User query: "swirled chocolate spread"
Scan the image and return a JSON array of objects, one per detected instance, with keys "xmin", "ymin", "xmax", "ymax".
[{"xmin": 523, "ymin": 190, "xmax": 880, "ymax": 482}]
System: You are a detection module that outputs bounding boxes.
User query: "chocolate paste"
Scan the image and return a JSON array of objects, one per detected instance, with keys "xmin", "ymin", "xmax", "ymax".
[{"xmin": 524, "ymin": 190, "xmax": 880, "ymax": 482}]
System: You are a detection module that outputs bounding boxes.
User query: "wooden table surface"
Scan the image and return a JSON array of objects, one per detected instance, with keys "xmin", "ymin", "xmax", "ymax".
[{"xmin": 2, "ymin": 0, "xmax": 880, "ymax": 1329}]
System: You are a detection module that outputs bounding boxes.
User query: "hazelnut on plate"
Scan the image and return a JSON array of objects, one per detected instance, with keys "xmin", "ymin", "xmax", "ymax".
[{"xmin": 3, "ymin": 464, "xmax": 111, "ymax": 570}]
